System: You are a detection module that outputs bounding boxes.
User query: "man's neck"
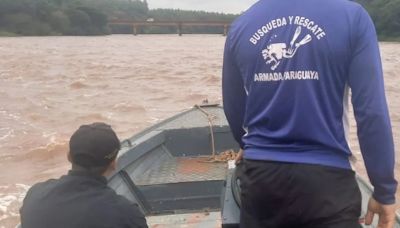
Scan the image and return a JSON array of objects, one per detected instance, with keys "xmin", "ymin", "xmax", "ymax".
[{"xmin": 70, "ymin": 164, "xmax": 107, "ymax": 177}]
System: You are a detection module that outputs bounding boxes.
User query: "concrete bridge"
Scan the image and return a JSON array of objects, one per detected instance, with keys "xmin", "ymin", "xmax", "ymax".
[{"xmin": 108, "ymin": 20, "xmax": 231, "ymax": 36}]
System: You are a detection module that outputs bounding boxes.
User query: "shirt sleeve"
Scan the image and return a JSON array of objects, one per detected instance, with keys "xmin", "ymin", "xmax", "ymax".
[
  {"xmin": 126, "ymin": 203, "xmax": 148, "ymax": 228},
  {"xmin": 348, "ymin": 6, "xmax": 397, "ymax": 205},
  {"xmin": 222, "ymin": 34, "xmax": 247, "ymax": 149}
]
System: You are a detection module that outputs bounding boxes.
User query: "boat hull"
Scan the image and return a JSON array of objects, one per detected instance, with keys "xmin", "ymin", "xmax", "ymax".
[{"xmin": 107, "ymin": 105, "xmax": 400, "ymax": 227}]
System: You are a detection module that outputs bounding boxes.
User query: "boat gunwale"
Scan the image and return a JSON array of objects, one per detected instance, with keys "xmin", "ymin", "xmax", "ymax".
[{"xmin": 120, "ymin": 105, "xmax": 222, "ymax": 149}]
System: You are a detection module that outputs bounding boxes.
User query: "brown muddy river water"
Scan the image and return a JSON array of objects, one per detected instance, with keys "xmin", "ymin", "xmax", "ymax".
[{"xmin": 0, "ymin": 35, "xmax": 399, "ymax": 227}]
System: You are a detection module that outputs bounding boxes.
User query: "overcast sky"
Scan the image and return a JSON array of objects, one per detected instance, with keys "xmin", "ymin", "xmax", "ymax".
[{"xmin": 147, "ymin": 0, "xmax": 258, "ymax": 14}]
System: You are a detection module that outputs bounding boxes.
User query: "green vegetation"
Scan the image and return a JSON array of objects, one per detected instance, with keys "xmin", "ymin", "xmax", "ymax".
[
  {"xmin": 0, "ymin": 0, "xmax": 147, "ymax": 36},
  {"xmin": 356, "ymin": 0, "xmax": 400, "ymax": 40},
  {"xmin": 0, "ymin": 0, "xmax": 234, "ymax": 36},
  {"xmin": 0, "ymin": 0, "xmax": 398, "ymax": 39},
  {"xmin": 0, "ymin": 30, "xmax": 18, "ymax": 36}
]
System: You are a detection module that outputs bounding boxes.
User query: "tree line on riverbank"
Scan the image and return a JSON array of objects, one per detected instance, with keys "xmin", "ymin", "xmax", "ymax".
[
  {"xmin": 357, "ymin": 0, "xmax": 400, "ymax": 40},
  {"xmin": 0, "ymin": 0, "xmax": 398, "ymax": 40},
  {"xmin": 0, "ymin": 0, "xmax": 235, "ymax": 36}
]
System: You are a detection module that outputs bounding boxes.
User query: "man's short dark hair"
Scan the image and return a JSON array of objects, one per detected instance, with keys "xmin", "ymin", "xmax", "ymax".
[{"xmin": 69, "ymin": 122, "xmax": 120, "ymax": 174}]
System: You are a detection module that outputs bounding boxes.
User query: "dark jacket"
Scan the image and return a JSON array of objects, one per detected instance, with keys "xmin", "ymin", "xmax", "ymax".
[{"xmin": 20, "ymin": 170, "xmax": 148, "ymax": 228}]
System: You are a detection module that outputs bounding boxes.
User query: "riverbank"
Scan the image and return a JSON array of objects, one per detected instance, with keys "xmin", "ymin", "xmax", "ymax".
[
  {"xmin": 1, "ymin": 32, "xmax": 399, "ymax": 42},
  {"xmin": 0, "ymin": 31, "xmax": 18, "ymax": 37},
  {"xmin": 1, "ymin": 28, "xmax": 399, "ymax": 40},
  {"xmin": 380, "ymin": 37, "xmax": 400, "ymax": 42}
]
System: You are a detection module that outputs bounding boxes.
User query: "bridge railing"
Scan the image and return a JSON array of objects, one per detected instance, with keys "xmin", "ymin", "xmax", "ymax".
[{"xmin": 107, "ymin": 20, "xmax": 232, "ymax": 36}]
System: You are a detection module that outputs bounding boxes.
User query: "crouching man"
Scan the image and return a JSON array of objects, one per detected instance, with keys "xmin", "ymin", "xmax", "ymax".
[{"xmin": 20, "ymin": 122, "xmax": 148, "ymax": 228}]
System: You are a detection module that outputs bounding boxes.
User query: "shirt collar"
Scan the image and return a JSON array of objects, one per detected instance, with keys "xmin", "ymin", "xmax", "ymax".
[{"xmin": 68, "ymin": 170, "xmax": 108, "ymax": 184}]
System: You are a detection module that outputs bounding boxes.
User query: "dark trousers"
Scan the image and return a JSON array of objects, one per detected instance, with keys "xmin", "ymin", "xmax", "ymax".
[{"xmin": 240, "ymin": 160, "xmax": 362, "ymax": 228}]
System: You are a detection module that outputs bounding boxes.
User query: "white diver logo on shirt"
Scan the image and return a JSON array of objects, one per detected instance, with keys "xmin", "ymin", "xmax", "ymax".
[
  {"xmin": 250, "ymin": 16, "xmax": 325, "ymax": 82},
  {"xmin": 262, "ymin": 26, "xmax": 312, "ymax": 70}
]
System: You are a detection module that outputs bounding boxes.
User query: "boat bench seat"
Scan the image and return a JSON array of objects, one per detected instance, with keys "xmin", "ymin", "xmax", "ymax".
[{"xmin": 134, "ymin": 157, "xmax": 227, "ymax": 185}]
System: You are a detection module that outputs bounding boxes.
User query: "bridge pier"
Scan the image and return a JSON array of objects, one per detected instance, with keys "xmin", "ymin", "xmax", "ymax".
[
  {"xmin": 177, "ymin": 23, "xmax": 182, "ymax": 36},
  {"xmin": 223, "ymin": 25, "xmax": 228, "ymax": 36}
]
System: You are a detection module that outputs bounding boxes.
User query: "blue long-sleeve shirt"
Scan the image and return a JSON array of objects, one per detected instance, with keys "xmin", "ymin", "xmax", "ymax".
[{"xmin": 222, "ymin": 0, "xmax": 397, "ymax": 204}]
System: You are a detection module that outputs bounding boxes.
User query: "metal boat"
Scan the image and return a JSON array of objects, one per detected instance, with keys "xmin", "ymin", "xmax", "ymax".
[{"xmin": 107, "ymin": 104, "xmax": 400, "ymax": 227}]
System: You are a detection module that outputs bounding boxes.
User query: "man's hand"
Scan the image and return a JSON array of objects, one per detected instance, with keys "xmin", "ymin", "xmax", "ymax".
[
  {"xmin": 235, "ymin": 149, "xmax": 244, "ymax": 165},
  {"xmin": 365, "ymin": 197, "xmax": 396, "ymax": 228}
]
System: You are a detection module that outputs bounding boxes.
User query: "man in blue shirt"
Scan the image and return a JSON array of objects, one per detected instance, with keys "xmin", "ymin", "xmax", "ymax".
[{"xmin": 223, "ymin": 0, "xmax": 397, "ymax": 227}]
